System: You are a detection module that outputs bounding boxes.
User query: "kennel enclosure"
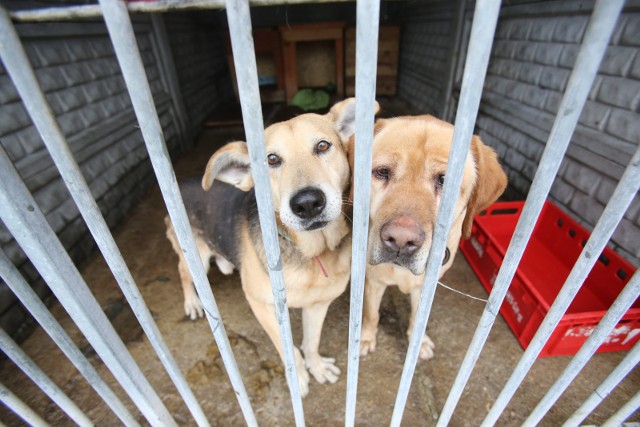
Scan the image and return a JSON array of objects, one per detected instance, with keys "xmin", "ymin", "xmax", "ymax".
[{"xmin": 0, "ymin": 0, "xmax": 639, "ymax": 425}]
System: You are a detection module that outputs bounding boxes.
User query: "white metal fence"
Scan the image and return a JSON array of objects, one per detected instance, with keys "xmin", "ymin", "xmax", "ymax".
[{"xmin": 0, "ymin": 0, "xmax": 638, "ymax": 426}]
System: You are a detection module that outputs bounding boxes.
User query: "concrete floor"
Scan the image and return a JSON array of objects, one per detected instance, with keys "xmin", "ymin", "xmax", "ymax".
[{"xmin": 1, "ymin": 102, "xmax": 639, "ymax": 426}]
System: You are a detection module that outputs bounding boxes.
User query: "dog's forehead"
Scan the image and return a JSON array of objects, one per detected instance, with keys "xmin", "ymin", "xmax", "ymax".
[
  {"xmin": 265, "ymin": 114, "xmax": 337, "ymax": 148},
  {"xmin": 375, "ymin": 118, "xmax": 455, "ymax": 160}
]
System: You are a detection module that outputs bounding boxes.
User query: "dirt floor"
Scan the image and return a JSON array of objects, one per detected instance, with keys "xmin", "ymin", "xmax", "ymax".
[{"xmin": 1, "ymin": 100, "xmax": 639, "ymax": 426}]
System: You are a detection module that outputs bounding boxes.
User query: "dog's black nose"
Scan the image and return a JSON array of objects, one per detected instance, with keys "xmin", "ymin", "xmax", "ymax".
[
  {"xmin": 290, "ymin": 187, "xmax": 326, "ymax": 219},
  {"xmin": 380, "ymin": 215, "xmax": 425, "ymax": 256}
]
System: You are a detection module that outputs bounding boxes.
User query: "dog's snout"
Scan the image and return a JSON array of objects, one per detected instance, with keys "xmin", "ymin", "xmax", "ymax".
[
  {"xmin": 380, "ymin": 216, "xmax": 425, "ymax": 256},
  {"xmin": 290, "ymin": 187, "xmax": 326, "ymax": 219}
]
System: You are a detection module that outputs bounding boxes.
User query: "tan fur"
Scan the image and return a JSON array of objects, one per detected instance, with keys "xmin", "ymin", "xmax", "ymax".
[
  {"xmin": 355, "ymin": 115, "xmax": 508, "ymax": 360},
  {"xmin": 166, "ymin": 98, "xmax": 379, "ymax": 396}
]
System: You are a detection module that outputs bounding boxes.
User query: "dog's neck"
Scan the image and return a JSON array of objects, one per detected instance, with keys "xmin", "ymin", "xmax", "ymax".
[{"xmin": 278, "ymin": 215, "xmax": 349, "ymax": 259}]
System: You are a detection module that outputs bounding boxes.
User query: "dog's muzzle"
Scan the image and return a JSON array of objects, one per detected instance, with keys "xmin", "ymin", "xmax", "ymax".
[
  {"xmin": 380, "ymin": 215, "xmax": 425, "ymax": 257},
  {"xmin": 373, "ymin": 216, "xmax": 450, "ymax": 274},
  {"xmin": 290, "ymin": 187, "xmax": 326, "ymax": 220},
  {"xmin": 371, "ymin": 215, "xmax": 427, "ymax": 274}
]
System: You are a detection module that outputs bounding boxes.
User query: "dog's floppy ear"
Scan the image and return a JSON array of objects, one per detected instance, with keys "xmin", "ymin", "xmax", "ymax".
[
  {"xmin": 329, "ymin": 97, "xmax": 381, "ymax": 143},
  {"xmin": 202, "ymin": 141, "xmax": 254, "ymax": 192},
  {"xmin": 462, "ymin": 136, "xmax": 508, "ymax": 238}
]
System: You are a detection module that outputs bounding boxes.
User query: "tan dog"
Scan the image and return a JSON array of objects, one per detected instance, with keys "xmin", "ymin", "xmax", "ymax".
[
  {"xmin": 355, "ymin": 115, "xmax": 507, "ymax": 360},
  {"xmin": 166, "ymin": 98, "xmax": 379, "ymax": 396}
]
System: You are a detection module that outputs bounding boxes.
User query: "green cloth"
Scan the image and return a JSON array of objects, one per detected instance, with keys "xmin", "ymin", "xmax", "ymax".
[{"xmin": 289, "ymin": 89, "xmax": 330, "ymax": 111}]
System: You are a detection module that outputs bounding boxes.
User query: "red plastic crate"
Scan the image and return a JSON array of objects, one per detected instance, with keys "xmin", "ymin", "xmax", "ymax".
[{"xmin": 459, "ymin": 200, "xmax": 640, "ymax": 357}]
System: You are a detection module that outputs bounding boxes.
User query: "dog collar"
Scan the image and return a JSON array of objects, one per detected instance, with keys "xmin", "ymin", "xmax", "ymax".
[{"xmin": 277, "ymin": 225, "xmax": 329, "ymax": 278}]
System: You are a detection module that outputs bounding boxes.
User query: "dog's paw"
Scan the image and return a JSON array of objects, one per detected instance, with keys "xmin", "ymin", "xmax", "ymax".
[
  {"xmin": 305, "ymin": 355, "xmax": 340, "ymax": 384},
  {"xmin": 296, "ymin": 362, "xmax": 310, "ymax": 397},
  {"xmin": 359, "ymin": 326, "xmax": 378, "ymax": 356},
  {"xmin": 419, "ymin": 334, "xmax": 435, "ymax": 360},
  {"xmin": 359, "ymin": 337, "xmax": 377, "ymax": 357},
  {"xmin": 184, "ymin": 294, "xmax": 204, "ymax": 320}
]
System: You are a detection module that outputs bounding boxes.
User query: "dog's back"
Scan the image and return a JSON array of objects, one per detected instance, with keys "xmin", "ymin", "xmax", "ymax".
[{"xmin": 179, "ymin": 178, "xmax": 245, "ymax": 268}]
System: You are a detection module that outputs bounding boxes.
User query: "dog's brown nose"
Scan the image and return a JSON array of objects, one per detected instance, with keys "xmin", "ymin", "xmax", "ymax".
[
  {"xmin": 290, "ymin": 187, "xmax": 326, "ymax": 219},
  {"xmin": 380, "ymin": 216, "xmax": 425, "ymax": 256}
]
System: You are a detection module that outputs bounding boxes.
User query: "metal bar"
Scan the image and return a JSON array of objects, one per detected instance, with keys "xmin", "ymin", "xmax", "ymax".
[
  {"xmin": 0, "ymin": 329, "xmax": 92, "ymax": 427},
  {"xmin": 0, "ymin": 6, "xmax": 207, "ymax": 426},
  {"xmin": 344, "ymin": 0, "xmax": 380, "ymax": 425},
  {"xmin": 224, "ymin": 0, "xmax": 305, "ymax": 424},
  {"xmin": 96, "ymin": 1, "xmax": 256, "ymax": 425},
  {"xmin": 480, "ymin": 2, "xmax": 626, "ymax": 424},
  {"xmin": 0, "ymin": 382, "xmax": 48, "ymax": 427},
  {"xmin": 0, "ymin": 250, "xmax": 139, "ymax": 427},
  {"xmin": 390, "ymin": 1, "xmax": 501, "ymax": 425},
  {"xmin": 563, "ymin": 341, "xmax": 640, "ymax": 427},
  {"xmin": 601, "ymin": 390, "xmax": 640, "ymax": 427},
  {"xmin": 8, "ymin": 0, "xmax": 353, "ymax": 22},
  {"xmin": 524, "ymin": 258, "xmax": 640, "ymax": 423},
  {"xmin": 440, "ymin": 0, "xmax": 625, "ymax": 424},
  {"xmin": 0, "ymin": 145, "xmax": 175, "ymax": 426}
]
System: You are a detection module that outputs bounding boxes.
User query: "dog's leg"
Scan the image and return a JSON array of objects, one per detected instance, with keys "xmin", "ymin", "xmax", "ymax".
[
  {"xmin": 360, "ymin": 279, "xmax": 387, "ymax": 356},
  {"xmin": 166, "ymin": 220, "xmax": 208, "ymax": 320},
  {"xmin": 301, "ymin": 302, "xmax": 340, "ymax": 385},
  {"xmin": 177, "ymin": 256, "xmax": 205, "ymax": 320},
  {"xmin": 246, "ymin": 296, "xmax": 310, "ymax": 397},
  {"xmin": 409, "ymin": 287, "xmax": 435, "ymax": 360}
]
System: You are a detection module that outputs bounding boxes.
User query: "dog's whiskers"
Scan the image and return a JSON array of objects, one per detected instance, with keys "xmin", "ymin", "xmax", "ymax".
[{"xmin": 339, "ymin": 211, "xmax": 353, "ymax": 224}]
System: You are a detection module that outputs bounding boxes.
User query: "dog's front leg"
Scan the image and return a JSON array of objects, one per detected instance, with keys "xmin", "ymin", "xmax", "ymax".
[
  {"xmin": 166, "ymin": 221, "xmax": 205, "ymax": 320},
  {"xmin": 408, "ymin": 287, "xmax": 435, "ymax": 360},
  {"xmin": 360, "ymin": 278, "xmax": 387, "ymax": 356},
  {"xmin": 301, "ymin": 302, "xmax": 340, "ymax": 385},
  {"xmin": 246, "ymin": 296, "xmax": 310, "ymax": 397},
  {"xmin": 177, "ymin": 256, "xmax": 205, "ymax": 320}
]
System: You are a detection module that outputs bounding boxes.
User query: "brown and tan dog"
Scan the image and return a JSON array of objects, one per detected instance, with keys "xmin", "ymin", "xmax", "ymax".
[
  {"xmin": 166, "ymin": 98, "xmax": 379, "ymax": 396},
  {"xmin": 354, "ymin": 115, "xmax": 507, "ymax": 360}
]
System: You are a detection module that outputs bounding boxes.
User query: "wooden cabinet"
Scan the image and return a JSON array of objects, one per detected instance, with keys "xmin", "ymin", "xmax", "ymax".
[
  {"xmin": 279, "ymin": 22, "xmax": 346, "ymax": 101},
  {"xmin": 345, "ymin": 26, "xmax": 400, "ymax": 96}
]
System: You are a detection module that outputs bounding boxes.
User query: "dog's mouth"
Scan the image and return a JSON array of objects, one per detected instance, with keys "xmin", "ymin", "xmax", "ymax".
[
  {"xmin": 305, "ymin": 220, "xmax": 328, "ymax": 231},
  {"xmin": 371, "ymin": 245, "xmax": 450, "ymax": 275}
]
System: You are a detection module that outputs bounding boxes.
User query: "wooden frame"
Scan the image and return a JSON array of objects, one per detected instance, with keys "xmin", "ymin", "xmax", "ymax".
[{"xmin": 279, "ymin": 22, "xmax": 345, "ymax": 101}]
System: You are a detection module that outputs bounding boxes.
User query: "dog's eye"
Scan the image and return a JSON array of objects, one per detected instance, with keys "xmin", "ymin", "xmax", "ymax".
[
  {"xmin": 374, "ymin": 167, "xmax": 390, "ymax": 181},
  {"xmin": 436, "ymin": 174, "xmax": 445, "ymax": 187},
  {"xmin": 315, "ymin": 140, "xmax": 332, "ymax": 154},
  {"xmin": 267, "ymin": 153, "xmax": 281, "ymax": 167}
]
